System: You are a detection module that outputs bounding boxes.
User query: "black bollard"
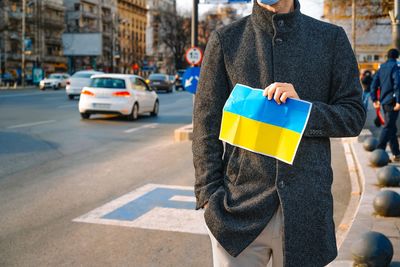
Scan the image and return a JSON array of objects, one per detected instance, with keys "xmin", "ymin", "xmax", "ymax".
[
  {"xmin": 363, "ymin": 137, "xmax": 379, "ymax": 152},
  {"xmin": 351, "ymin": 231, "xmax": 393, "ymax": 267},
  {"xmin": 373, "ymin": 190, "xmax": 400, "ymax": 217},
  {"xmin": 377, "ymin": 166, "xmax": 400, "ymax": 187},
  {"xmin": 369, "ymin": 149, "xmax": 390, "ymax": 167}
]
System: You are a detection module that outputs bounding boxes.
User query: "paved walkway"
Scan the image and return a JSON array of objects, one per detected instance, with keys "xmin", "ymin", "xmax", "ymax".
[{"xmin": 329, "ymin": 131, "xmax": 400, "ymax": 266}]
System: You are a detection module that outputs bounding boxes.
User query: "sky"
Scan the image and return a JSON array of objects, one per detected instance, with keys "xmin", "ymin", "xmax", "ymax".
[{"xmin": 176, "ymin": 0, "xmax": 324, "ymax": 20}]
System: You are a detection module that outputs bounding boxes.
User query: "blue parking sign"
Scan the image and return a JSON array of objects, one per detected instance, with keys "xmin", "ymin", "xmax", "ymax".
[
  {"xmin": 183, "ymin": 67, "xmax": 200, "ymax": 94},
  {"xmin": 73, "ymin": 184, "xmax": 207, "ymax": 235}
]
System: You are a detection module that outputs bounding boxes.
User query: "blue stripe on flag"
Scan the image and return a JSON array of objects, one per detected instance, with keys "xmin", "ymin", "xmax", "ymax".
[{"xmin": 223, "ymin": 84, "xmax": 312, "ymax": 134}]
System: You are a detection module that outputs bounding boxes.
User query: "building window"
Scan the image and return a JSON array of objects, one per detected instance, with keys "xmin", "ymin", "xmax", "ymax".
[
  {"xmin": 374, "ymin": 55, "xmax": 380, "ymax": 61},
  {"xmin": 74, "ymin": 3, "xmax": 80, "ymax": 11}
]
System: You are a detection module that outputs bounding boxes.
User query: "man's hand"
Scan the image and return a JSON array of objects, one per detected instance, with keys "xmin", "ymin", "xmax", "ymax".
[
  {"xmin": 203, "ymin": 202, "xmax": 209, "ymax": 209},
  {"xmin": 373, "ymin": 101, "xmax": 380, "ymax": 109},
  {"xmin": 263, "ymin": 82, "xmax": 300, "ymax": 104},
  {"xmin": 394, "ymin": 103, "xmax": 400, "ymax": 111}
]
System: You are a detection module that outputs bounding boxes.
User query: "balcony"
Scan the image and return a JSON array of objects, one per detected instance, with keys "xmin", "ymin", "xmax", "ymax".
[
  {"xmin": 82, "ymin": 0, "xmax": 98, "ymax": 5},
  {"xmin": 102, "ymin": 16, "xmax": 112, "ymax": 23},
  {"xmin": 45, "ymin": 37, "xmax": 62, "ymax": 45},
  {"xmin": 8, "ymin": 11, "xmax": 22, "ymax": 20},
  {"xmin": 43, "ymin": 55, "xmax": 67, "ymax": 63},
  {"xmin": 103, "ymin": 46, "xmax": 111, "ymax": 53},
  {"xmin": 43, "ymin": 0, "xmax": 65, "ymax": 11},
  {"xmin": 102, "ymin": 31, "xmax": 111, "ymax": 38},
  {"xmin": 82, "ymin": 11, "xmax": 98, "ymax": 20},
  {"xmin": 42, "ymin": 17, "xmax": 65, "ymax": 29},
  {"xmin": 7, "ymin": 53, "xmax": 37, "ymax": 62},
  {"xmin": 9, "ymin": 31, "xmax": 20, "ymax": 40}
]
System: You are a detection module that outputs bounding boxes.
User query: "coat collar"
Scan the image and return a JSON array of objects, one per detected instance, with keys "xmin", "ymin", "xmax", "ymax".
[{"xmin": 251, "ymin": 0, "xmax": 302, "ymax": 35}]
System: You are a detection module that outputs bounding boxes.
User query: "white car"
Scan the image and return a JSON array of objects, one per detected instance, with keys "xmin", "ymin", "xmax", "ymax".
[
  {"xmin": 66, "ymin": 70, "xmax": 104, "ymax": 100},
  {"xmin": 78, "ymin": 74, "xmax": 159, "ymax": 120},
  {"xmin": 39, "ymin": 73, "xmax": 70, "ymax": 90}
]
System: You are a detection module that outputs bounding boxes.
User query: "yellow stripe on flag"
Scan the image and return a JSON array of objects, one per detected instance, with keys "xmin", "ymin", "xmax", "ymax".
[{"xmin": 220, "ymin": 111, "xmax": 301, "ymax": 164}]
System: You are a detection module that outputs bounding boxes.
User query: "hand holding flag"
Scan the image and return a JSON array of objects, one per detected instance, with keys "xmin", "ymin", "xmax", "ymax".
[{"xmin": 219, "ymin": 84, "xmax": 312, "ymax": 165}]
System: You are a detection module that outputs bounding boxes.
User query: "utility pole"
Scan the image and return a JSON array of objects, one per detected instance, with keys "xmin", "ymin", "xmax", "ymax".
[
  {"xmin": 351, "ymin": 0, "xmax": 356, "ymax": 56},
  {"xmin": 191, "ymin": 0, "xmax": 199, "ymax": 47},
  {"xmin": 392, "ymin": 0, "xmax": 400, "ymax": 50},
  {"xmin": 21, "ymin": 0, "xmax": 26, "ymax": 87}
]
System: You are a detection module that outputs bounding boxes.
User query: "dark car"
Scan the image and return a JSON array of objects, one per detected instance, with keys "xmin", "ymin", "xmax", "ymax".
[
  {"xmin": 174, "ymin": 69, "xmax": 186, "ymax": 91},
  {"xmin": 148, "ymin": 73, "xmax": 173, "ymax": 93}
]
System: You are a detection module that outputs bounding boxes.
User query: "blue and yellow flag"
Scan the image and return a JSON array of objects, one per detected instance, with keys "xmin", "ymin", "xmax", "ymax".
[{"xmin": 219, "ymin": 84, "xmax": 312, "ymax": 165}]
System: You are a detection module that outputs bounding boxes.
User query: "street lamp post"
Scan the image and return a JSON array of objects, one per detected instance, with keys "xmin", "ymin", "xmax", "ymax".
[
  {"xmin": 351, "ymin": 0, "xmax": 356, "ymax": 56},
  {"xmin": 393, "ymin": 0, "xmax": 400, "ymax": 50},
  {"xmin": 191, "ymin": 0, "xmax": 199, "ymax": 48},
  {"xmin": 21, "ymin": 0, "xmax": 26, "ymax": 87}
]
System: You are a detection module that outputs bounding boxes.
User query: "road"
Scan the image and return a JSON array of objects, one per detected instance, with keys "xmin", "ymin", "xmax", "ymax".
[{"xmin": 0, "ymin": 88, "xmax": 350, "ymax": 266}]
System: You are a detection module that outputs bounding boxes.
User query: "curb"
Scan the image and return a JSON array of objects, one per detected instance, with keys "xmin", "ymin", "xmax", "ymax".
[
  {"xmin": 336, "ymin": 137, "xmax": 364, "ymax": 248},
  {"xmin": 174, "ymin": 124, "xmax": 193, "ymax": 142}
]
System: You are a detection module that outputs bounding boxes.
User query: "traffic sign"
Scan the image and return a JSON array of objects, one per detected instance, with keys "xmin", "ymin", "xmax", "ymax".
[
  {"xmin": 183, "ymin": 67, "xmax": 200, "ymax": 94},
  {"xmin": 185, "ymin": 47, "xmax": 203, "ymax": 66}
]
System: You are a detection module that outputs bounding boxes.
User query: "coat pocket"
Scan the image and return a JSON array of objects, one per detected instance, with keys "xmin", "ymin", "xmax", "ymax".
[{"xmin": 224, "ymin": 146, "xmax": 244, "ymax": 185}]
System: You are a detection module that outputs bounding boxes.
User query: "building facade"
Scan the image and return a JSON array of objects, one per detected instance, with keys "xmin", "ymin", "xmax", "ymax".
[
  {"xmin": 323, "ymin": 0, "xmax": 392, "ymax": 71},
  {"xmin": 0, "ymin": 0, "xmax": 66, "ymax": 83},
  {"xmin": 64, "ymin": 0, "xmax": 118, "ymax": 73},
  {"xmin": 117, "ymin": 0, "xmax": 147, "ymax": 74}
]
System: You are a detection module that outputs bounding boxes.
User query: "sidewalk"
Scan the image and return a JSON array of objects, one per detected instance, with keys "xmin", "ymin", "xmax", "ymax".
[{"xmin": 329, "ymin": 132, "xmax": 400, "ymax": 266}]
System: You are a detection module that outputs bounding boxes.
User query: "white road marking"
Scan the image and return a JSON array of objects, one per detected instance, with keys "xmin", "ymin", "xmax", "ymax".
[
  {"xmin": 124, "ymin": 123, "xmax": 159, "ymax": 133},
  {"xmin": 327, "ymin": 261, "xmax": 353, "ymax": 267},
  {"xmin": 74, "ymin": 184, "xmax": 207, "ymax": 235},
  {"xmin": 7, "ymin": 120, "xmax": 56, "ymax": 129},
  {"xmin": 169, "ymin": 196, "xmax": 196, "ymax": 202}
]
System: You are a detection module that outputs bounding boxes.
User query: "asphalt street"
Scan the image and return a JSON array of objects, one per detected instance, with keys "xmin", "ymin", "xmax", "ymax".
[{"xmin": 0, "ymin": 88, "xmax": 350, "ymax": 266}]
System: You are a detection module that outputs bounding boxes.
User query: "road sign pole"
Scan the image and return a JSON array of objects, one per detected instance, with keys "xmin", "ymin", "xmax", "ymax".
[{"xmin": 191, "ymin": 0, "xmax": 199, "ymax": 124}]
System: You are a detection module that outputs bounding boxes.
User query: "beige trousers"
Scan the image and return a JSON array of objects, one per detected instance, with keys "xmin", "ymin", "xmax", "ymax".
[{"xmin": 204, "ymin": 206, "xmax": 284, "ymax": 267}]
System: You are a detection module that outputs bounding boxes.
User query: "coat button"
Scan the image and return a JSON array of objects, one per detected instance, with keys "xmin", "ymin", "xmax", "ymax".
[
  {"xmin": 277, "ymin": 20, "xmax": 284, "ymax": 27},
  {"xmin": 275, "ymin": 38, "xmax": 283, "ymax": 45},
  {"xmin": 278, "ymin": 181, "xmax": 285, "ymax": 189}
]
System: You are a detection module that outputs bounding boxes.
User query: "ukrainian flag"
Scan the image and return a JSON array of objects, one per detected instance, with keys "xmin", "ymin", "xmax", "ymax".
[{"xmin": 219, "ymin": 84, "xmax": 312, "ymax": 165}]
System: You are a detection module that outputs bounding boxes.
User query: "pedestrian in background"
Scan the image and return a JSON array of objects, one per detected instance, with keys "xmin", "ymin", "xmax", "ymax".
[
  {"xmin": 371, "ymin": 48, "xmax": 400, "ymax": 161},
  {"xmin": 192, "ymin": 0, "xmax": 365, "ymax": 266},
  {"xmin": 361, "ymin": 70, "xmax": 373, "ymax": 110}
]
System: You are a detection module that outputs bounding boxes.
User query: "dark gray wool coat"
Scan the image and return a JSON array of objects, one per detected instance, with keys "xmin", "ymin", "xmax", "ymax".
[{"xmin": 192, "ymin": 1, "xmax": 366, "ymax": 266}]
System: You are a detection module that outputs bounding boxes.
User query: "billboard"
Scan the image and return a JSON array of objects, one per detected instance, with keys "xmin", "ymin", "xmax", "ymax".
[{"xmin": 62, "ymin": 33, "xmax": 102, "ymax": 56}]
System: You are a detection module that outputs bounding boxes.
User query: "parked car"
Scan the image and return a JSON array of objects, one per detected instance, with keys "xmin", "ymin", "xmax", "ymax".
[
  {"xmin": 79, "ymin": 74, "xmax": 159, "ymax": 120},
  {"xmin": 39, "ymin": 73, "xmax": 70, "ymax": 90},
  {"xmin": 66, "ymin": 70, "xmax": 104, "ymax": 100},
  {"xmin": 174, "ymin": 69, "xmax": 186, "ymax": 91},
  {"xmin": 147, "ymin": 73, "xmax": 173, "ymax": 93}
]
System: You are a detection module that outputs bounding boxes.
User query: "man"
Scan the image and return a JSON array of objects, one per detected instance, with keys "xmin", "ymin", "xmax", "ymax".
[
  {"xmin": 371, "ymin": 49, "xmax": 400, "ymax": 161},
  {"xmin": 193, "ymin": 0, "xmax": 365, "ymax": 266},
  {"xmin": 361, "ymin": 70, "xmax": 373, "ymax": 110}
]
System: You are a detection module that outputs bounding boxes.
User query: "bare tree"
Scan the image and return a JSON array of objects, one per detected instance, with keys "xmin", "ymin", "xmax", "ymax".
[
  {"xmin": 157, "ymin": 9, "xmax": 191, "ymax": 70},
  {"xmin": 198, "ymin": 6, "xmax": 242, "ymax": 51},
  {"xmin": 324, "ymin": 0, "xmax": 393, "ymax": 30}
]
